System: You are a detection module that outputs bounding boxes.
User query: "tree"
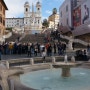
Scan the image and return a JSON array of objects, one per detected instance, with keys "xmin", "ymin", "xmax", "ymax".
[
  {"xmin": 6, "ymin": 27, "xmax": 12, "ymax": 32},
  {"xmin": 53, "ymin": 8, "xmax": 57, "ymax": 14},
  {"xmin": 42, "ymin": 19, "xmax": 49, "ymax": 28}
]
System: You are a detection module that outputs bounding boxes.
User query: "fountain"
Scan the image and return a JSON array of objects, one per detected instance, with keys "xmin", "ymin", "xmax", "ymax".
[
  {"xmin": 52, "ymin": 55, "xmax": 77, "ymax": 77},
  {"xmin": 68, "ymin": 36, "xmax": 74, "ymax": 50},
  {"xmin": 19, "ymin": 56, "xmax": 90, "ymax": 90},
  {"xmin": 20, "ymin": 68, "xmax": 90, "ymax": 90},
  {"xmin": 0, "ymin": 63, "xmax": 23, "ymax": 90},
  {"xmin": 1, "ymin": 56, "xmax": 90, "ymax": 90}
]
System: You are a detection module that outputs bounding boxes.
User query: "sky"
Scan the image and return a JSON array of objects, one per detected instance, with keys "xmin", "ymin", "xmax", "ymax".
[{"xmin": 4, "ymin": 0, "xmax": 65, "ymax": 20}]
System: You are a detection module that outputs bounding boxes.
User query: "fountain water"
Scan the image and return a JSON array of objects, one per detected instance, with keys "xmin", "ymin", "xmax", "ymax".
[
  {"xmin": 20, "ymin": 68, "xmax": 90, "ymax": 90},
  {"xmin": 20, "ymin": 56, "xmax": 90, "ymax": 90}
]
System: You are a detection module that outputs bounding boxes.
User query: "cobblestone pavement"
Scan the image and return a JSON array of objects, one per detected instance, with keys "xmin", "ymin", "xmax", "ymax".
[{"xmin": 1, "ymin": 50, "xmax": 75, "ymax": 60}]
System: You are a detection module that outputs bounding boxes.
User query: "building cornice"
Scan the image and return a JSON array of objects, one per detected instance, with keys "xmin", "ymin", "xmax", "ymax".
[{"xmin": 1, "ymin": 0, "xmax": 8, "ymax": 10}]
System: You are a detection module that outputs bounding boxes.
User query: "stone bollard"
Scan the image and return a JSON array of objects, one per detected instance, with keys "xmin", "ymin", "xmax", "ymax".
[
  {"xmin": 64, "ymin": 54, "xmax": 68, "ymax": 63},
  {"xmin": 52, "ymin": 57, "xmax": 56, "ymax": 64},
  {"xmin": 30, "ymin": 58, "xmax": 34, "ymax": 65},
  {"xmin": 71, "ymin": 56, "xmax": 75, "ymax": 63},
  {"xmin": 6, "ymin": 61, "xmax": 9, "ymax": 69}
]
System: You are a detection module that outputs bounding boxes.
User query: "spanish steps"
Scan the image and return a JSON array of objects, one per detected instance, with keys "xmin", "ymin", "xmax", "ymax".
[
  {"xmin": 5, "ymin": 32, "xmax": 21, "ymax": 42},
  {"xmin": 5, "ymin": 31, "xmax": 87, "ymax": 48},
  {"xmin": 20, "ymin": 33, "xmax": 45, "ymax": 43}
]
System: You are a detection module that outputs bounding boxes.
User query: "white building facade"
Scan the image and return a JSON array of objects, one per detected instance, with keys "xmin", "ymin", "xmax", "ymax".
[
  {"xmin": 59, "ymin": 0, "xmax": 72, "ymax": 27},
  {"xmin": 5, "ymin": 1, "xmax": 42, "ymax": 34},
  {"xmin": 5, "ymin": 18, "xmax": 24, "ymax": 28},
  {"xmin": 24, "ymin": 1, "xmax": 42, "ymax": 34},
  {"xmin": 48, "ymin": 14, "xmax": 59, "ymax": 29}
]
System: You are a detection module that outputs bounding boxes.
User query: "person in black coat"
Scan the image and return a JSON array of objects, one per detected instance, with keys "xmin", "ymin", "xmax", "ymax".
[{"xmin": 0, "ymin": 44, "xmax": 2, "ymax": 60}]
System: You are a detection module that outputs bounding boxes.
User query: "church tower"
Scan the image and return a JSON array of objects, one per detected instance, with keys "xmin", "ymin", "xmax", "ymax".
[
  {"xmin": 24, "ymin": 1, "xmax": 42, "ymax": 34},
  {"xmin": 36, "ymin": 1, "xmax": 41, "ymax": 16},
  {"xmin": 24, "ymin": 1, "xmax": 30, "ymax": 17},
  {"xmin": 36, "ymin": 1, "xmax": 42, "ymax": 29}
]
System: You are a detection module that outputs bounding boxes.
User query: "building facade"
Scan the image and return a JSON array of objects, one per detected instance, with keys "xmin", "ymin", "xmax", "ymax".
[
  {"xmin": 81, "ymin": 0, "xmax": 90, "ymax": 24},
  {"xmin": 59, "ymin": 0, "xmax": 90, "ymax": 42},
  {"xmin": 24, "ymin": 1, "xmax": 42, "ymax": 34},
  {"xmin": 72, "ymin": 0, "xmax": 90, "ymax": 42},
  {"xmin": 59, "ymin": 0, "xmax": 72, "ymax": 27},
  {"xmin": 5, "ymin": 1, "xmax": 42, "ymax": 34},
  {"xmin": 5, "ymin": 18, "xmax": 24, "ymax": 28},
  {"xmin": 48, "ymin": 14, "xmax": 59, "ymax": 29},
  {"xmin": 59, "ymin": 0, "xmax": 86, "ymax": 28},
  {"xmin": 0, "ymin": 0, "xmax": 8, "ymax": 36}
]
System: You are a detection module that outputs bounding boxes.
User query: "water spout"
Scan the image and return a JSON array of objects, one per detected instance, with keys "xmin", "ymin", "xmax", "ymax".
[{"xmin": 64, "ymin": 54, "xmax": 68, "ymax": 63}]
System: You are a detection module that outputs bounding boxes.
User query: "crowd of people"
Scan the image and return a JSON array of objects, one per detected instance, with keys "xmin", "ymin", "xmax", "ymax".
[{"xmin": 0, "ymin": 41, "xmax": 67, "ymax": 59}]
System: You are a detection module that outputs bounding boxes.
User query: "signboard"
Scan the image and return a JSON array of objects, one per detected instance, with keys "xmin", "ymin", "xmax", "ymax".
[{"xmin": 73, "ymin": 6, "xmax": 81, "ymax": 27}]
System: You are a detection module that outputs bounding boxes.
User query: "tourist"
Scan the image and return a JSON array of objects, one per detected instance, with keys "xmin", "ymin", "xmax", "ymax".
[
  {"xmin": 27, "ymin": 43, "xmax": 31, "ymax": 57},
  {"xmin": 0, "ymin": 44, "xmax": 2, "ymax": 60},
  {"xmin": 62, "ymin": 42, "xmax": 66, "ymax": 55},
  {"xmin": 31, "ymin": 43, "xmax": 35, "ymax": 56},
  {"xmin": 40, "ymin": 44, "xmax": 45, "ymax": 56},
  {"xmin": 72, "ymin": 42, "xmax": 75, "ymax": 50},
  {"xmin": 83, "ymin": 50, "xmax": 88, "ymax": 61},
  {"xmin": 45, "ymin": 42, "xmax": 50, "ymax": 56},
  {"xmin": 53, "ymin": 43, "xmax": 57, "ymax": 54},
  {"xmin": 34, "ymin": 45, "xmax": 38, "ymax": 56},
  {"xmin": 41, "ymin": 46, "xmax": 46, "ymax": 62},
  {"xmin": 9, "ymin": 43, "xmax": 13, "ymax": 54},
  {"xmin": 87, "ymin": 44, "xmax": 90, "ymax": 53},
  {"xmin": 48, "ymin": 43, "xmax": 52, "ymax": 56}
]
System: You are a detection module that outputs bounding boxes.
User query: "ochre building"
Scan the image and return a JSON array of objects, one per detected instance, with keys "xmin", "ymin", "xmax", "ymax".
[
  {"xmin": 0, "ymin": 0, "xmax": 8, "ymax": 36},
  {"xmin": 48, "ymin": 14, "xmax": 59, "ymax": 29}
]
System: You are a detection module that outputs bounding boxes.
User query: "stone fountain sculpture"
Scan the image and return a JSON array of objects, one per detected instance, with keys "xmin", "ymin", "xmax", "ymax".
[
  {"xmin": 68, "ymin": 36, "xmax": 74, "ymax": 50},
  {"xmin": 0, "ymin": 63, "xmax": 24, "ymax": 90},
  {"xmin": 52, "ymin": 55, "xmax": 77, "ymax": 77}
]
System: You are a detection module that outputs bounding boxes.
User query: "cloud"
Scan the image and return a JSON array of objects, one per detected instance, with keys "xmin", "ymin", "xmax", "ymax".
[
  {"xmin": 54, "ymin": 0, "xmax": 65, "ymax": 2},
  {"xmin": 4, "ymin": 0, "xmax": 42, "ymax": 18},
  {"xmin": 45, "ymin": 10, "xmax": 52, "ymax": 14}
]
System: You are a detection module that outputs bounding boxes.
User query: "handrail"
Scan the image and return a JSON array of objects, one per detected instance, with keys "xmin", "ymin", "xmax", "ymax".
[
  {"xmin": 60, "ymin": 34, "xmax": 89, "ymax": 46},
  {"xmin": 4, "ymin": 32, "xmax": 12, "ymax": 39}
]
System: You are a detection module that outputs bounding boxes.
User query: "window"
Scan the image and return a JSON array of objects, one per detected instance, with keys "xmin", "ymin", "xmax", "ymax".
[
  {"xmin": 3, "ymin": 20, "xmax": 5, "ymax": 25},
  {"xmin": 0, "ymin": 4, "xmax": 2, "ymax": 11},
  {"xmin": 38, "ymin": 20, "xmax": 39, "ymax": 24},
  {"xmin": 66, "ymin": 5, "xmax": 68, "ymax": 12},
  {"xmin": 0, "ymin": 15, "xmax": 2, "ymax": 23},
  {"xmin": 17, "ymin": 20, "xmax": 19, "ymax": 22},
  {"xmin": 3, "ymin": 8, "xmax": 5, "ymax": 14},
  {"xmin": 61, "ymin": 11, "xmax": 62, "ymax": 17},
  {"xmin": 26, "ymin": 8, "xmax": 28, "ymax": 12},
  {"xmin": 38, "ymin": 8, "xmax": 40, "ymax": 10},
  {"xmin": 73, "ymin": 0, "xmax": 77, "ymax": 7},
  {"xmin": 66, "ymin": 18, "xmax": 68, "ymax": 25}
]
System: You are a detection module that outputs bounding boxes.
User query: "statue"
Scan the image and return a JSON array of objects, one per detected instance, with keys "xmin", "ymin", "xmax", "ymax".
[{"xmin": 68, "ymin": 36, "xmax": 74, "ymax": 50}]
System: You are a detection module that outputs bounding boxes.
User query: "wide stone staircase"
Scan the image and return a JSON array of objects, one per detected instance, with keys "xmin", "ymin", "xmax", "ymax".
[
  {"xmin": 5, "ymin": 32, "xmax": 21, "ymax": 42},
  {"xmin": 60, "ymin": 34, "xmax": 87, "ymax": 48},
  {"xmin": 5, "ymin": 30, "xmax": 88, "ymax": 49},
  {"xmin": 20, "ymin": 34, "xmax": 45, "ymax": 43}
]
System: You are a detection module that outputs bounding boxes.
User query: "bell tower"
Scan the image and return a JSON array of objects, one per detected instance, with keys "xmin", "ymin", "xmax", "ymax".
[
  {"xmin": 36, "ymin": 1, "xmax": 41, "ymax": 15},
  {"xmin": 24, "ymin": 1, "xmax": 30, "ymax": 17},
  {"xmin": 36, "ymin": 1, "xmax": 42, "ymax": 29}
]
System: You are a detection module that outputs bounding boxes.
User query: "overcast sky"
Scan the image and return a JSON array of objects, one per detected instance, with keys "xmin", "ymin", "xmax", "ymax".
[{"xmin": 4, "ymin": 0, "xmax": 65, "ymax": 20}]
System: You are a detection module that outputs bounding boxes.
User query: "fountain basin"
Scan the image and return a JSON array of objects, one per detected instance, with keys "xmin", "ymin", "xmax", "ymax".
[
  {"xmin": 53, "ymin": 62, "xmax": 78, "ymax": 77},
  {"xmin": 20, "ymin": 68, "xmax": 90, "ymax": 90}
]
